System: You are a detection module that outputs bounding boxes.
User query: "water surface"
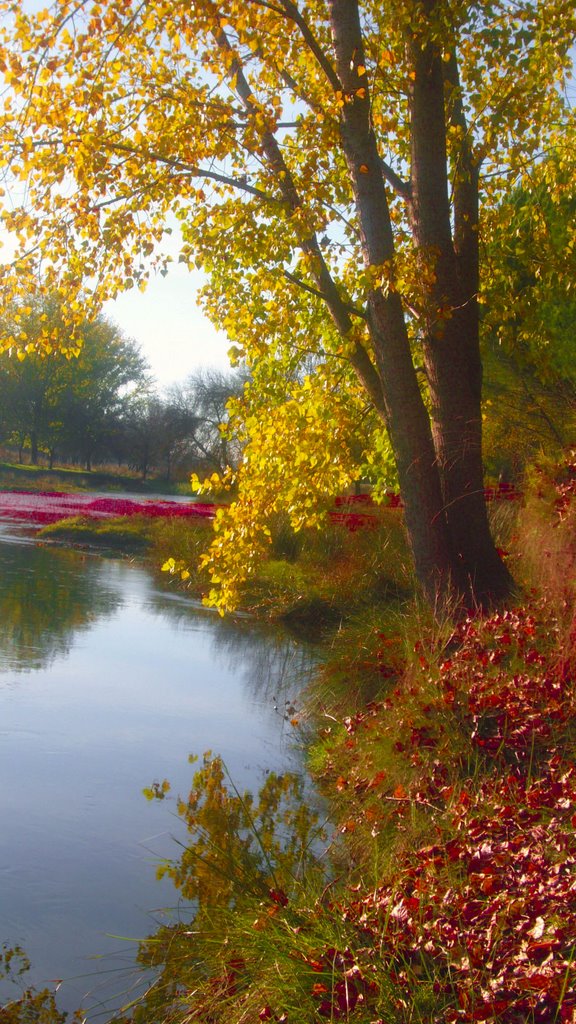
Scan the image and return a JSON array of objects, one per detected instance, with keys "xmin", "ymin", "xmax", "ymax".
[{"xmin": 0, "ymin": 525, "xmax": 314, "ymax": 1016}]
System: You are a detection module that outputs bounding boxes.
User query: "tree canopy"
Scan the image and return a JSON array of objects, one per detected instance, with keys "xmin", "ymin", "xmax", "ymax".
[
  {"xmin": 0, "ymin": 0, "xmax": 574, "ymax": 610},
  {"xmin": 480, "ymin": 160, "xmax": 576, "ymax": 478},
  {"xmin": 0, "ymin": 297, "xmax": 150, "ymax": 467}
]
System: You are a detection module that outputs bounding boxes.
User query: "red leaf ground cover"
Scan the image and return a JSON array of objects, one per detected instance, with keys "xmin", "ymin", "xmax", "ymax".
[
  {"xmin": 0, "ymin": 489, "xmax": 220, "ymax": 526},
  {"xmin": 0, "ymin": 482, "xmax": 521, "ymax": 533},
  {"xmin": 310, "ymin": 596, "xmax": 576, "ymax": 1022}
]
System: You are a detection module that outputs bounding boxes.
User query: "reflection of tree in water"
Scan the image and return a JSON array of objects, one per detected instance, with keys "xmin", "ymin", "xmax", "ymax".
[
  {"xmin": 144, "ymin": 589, "xmax": 320, "ymax": 707},
  {"xmin": 0, "ymin": 538, "xmax": 122, "ymax": 673},
  {"xmin": 211, "ymin": 615, "xmax": 319, "ymax": 709}
]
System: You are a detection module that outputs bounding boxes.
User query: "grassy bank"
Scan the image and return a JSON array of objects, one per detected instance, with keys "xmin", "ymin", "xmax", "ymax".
[
  {"xmin": 109, "ymin": 457, "xmax": 575, "ymax": 1024},
  {"xmin": 35, "ymin": 498, "xmax": 414, "ymax": 632},
  {"xmin": 38, "ymin": 514, "xmax": 155, "ymax": 553},
  {"xmin": 3, "ymin": 457, "xmax": 576, "ymax": 1023},
  {"xmin": 0, "ymin": 460, "xmax": 186, "ymax": 495}
]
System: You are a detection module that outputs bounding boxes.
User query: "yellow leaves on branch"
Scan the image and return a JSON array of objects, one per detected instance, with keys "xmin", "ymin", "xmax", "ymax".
[
  {"xmin": 161, "ymin": 557, "xmax": 191, "ymax": 582},
  {"xmin": 194, "ymin": 372, "xmax": 363, "ymax": 612},
  {"xmin": 0, "ymin": 0, "xmax": 571, "ymax": 352}
]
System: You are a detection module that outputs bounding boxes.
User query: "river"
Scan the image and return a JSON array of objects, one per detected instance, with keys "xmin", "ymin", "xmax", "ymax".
[{"xmin": 0, "ymin": 521, "xmax": 316, "ymax": 1019}]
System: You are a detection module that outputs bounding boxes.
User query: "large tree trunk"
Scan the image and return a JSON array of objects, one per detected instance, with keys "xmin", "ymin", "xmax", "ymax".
[
  {"xmin": 408, "ymin": 27, "xmax": 514, "ymax": 604},
  {"xmin": 366, "ymin": 292, "xmax": 459, "ymax": 606},
  {"xmin": 424, "ymin": 320, "xmax": 514, "ymax": 603},
  {"xmin": 328, "ymin": 0, "xmax": 514, "ymax": 609}
]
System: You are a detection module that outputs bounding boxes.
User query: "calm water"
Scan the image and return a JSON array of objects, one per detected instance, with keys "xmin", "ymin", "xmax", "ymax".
[{"xmin": 0, "ymin": 524, "xmax": 315, "ymax": 1017}]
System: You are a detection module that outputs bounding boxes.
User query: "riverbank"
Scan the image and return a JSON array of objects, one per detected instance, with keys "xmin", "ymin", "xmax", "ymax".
[
  {"xmin": 0, "ymin": 460, "xmax": 189, "ymax": 495},
  {"xmin": 2, "ymin": 454, "xmax": 575, "ymax": 1023},
  {"xmin": 0, "ymin": 485, "xmax": 415, "ymax": 634},
  {"xmin": 37, "ymin": 500, "xmax": 415, "ymax": 639},
  {"xmin": 110, "ymin": 454, "xmax": 575, "ymax": 1024}
]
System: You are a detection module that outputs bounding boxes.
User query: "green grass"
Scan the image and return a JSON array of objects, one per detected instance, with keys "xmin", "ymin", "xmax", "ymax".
[
  {"xmin": 38, "ymin": 515, "xmax": 154, "ymax": 553},
  {"xmin": 0, "ymin": 460, "xmax": 185, "ymax": 495}
]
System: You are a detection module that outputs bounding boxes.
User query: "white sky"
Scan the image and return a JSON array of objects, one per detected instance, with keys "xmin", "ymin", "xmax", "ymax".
[
  {"xmin": 103, "ymin": 264, "xmax": 232, "ymax": 391},
  {"xmin": 0, "ymin": 215, "xmax": 232, "ymax": 392}
]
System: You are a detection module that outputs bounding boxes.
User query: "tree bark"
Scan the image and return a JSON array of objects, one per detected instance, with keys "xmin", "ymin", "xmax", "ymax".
[
  {"xmin": 327, "ymin": 0, "xmax": 514, "ymax": 609},
  {"xmin": 408, "ymin": 26, "xmax": 514, "ymax": 603},
  {"xmin": 30, "ymin": 431, "xmax": 39, "ymax": 465}
]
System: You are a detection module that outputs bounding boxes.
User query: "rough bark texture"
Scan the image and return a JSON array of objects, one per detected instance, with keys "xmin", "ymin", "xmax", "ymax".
[{"xmin": 328, "ymin": 0, "xmax": 514, "ymax": 609}]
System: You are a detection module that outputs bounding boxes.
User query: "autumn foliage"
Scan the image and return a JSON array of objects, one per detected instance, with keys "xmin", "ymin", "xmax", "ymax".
[
  {"xmin": 1, "ymin": 0, "xmax": 574, "ymax": 608},
  {"xmin": 319, "ymin": 602, "xmax": 576, "ymax": 1022}
]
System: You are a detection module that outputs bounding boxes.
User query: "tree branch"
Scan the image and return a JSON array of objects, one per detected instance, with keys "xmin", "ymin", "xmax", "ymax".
[
  {"xmin": 277, "ymin": 0, "xmax": 342, "ymax": 92},
  {"xmin": 280, "ymin": 68, "xmax": 325, "ymax": 116},
  {"xmin": 283, "ymin": 269, "xmax": 367, "ymax": 320},
  {"xmin": 380, "ymin": 158, "xmax": 411, "ymax": 199},
  {"xmin": 104, "ymin": 140, "xmax": 277, "ymax": 201}
]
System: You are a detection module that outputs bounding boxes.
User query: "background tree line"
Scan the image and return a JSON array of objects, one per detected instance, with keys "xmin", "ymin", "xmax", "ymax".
[{"xmin": 0, "ymin": 297, "xmax": 244, "ymax": 482}]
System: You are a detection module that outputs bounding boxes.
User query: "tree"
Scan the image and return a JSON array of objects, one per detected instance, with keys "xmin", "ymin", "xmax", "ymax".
[
  {"xmin": 0, "ymin": 297, "xmax": 150, "ymax": 468},
  {"xmin": 51, "ymin": 318, "xmax": 150, "ymax": 470},
  {"xmin": 119, "ymin": 394, "xmax": 199, "ymax": 480},
  {"xmin": 168, "ymin": 368, "xmax": 249, "ymax": 475},
  {"xmin": 0, "ymin": 0, "xmax": 574, "ymax": 609},
  {"xmin": 121, "ymin": 369, "xmax": 246, "ymax": 480},
  {"xmin": 480, "ymin": 153, "xmax": 576, "ymax": 477}
]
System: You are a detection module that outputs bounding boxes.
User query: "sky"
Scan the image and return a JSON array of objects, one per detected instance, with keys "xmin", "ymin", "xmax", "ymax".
[
  {"xmin": 0, "ymin": 216, "xmax": 232, "ymax": 390},
  {"xmin": 102, "ymin": 262, "xmax": 232, "ymax": 391}
]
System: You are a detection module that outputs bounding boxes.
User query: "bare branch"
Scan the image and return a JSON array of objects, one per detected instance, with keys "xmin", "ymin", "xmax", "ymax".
[
  {"xmin": 380, "ymin": 158, "xmax": 411, "ymax": 199},
  {"xmin": 283, "ymin": 269, "xmax": 367, "ymax": 320}
]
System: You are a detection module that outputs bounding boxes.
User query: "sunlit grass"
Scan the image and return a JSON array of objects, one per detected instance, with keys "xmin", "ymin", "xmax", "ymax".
[{"xmin": 38, "ymin": 515, "xmax": 154, "ymax": 552}]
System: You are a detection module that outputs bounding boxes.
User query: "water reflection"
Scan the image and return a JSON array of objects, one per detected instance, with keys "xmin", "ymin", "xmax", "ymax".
[
  {"xmin": 146, "ymin": 588, "xmax": 319, "ymax": 707},
  {"xmin": 0, "ymin": 528, "xmax": 317, "ymax": 1019},
  {"xmin": 0, "ymin": 537, "xmax": 122, "ymax": 673}
]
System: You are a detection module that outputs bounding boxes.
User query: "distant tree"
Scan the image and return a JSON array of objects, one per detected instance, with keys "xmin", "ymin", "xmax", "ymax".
[
  {"xmin": 53, "ymin": 321, "xmax": 151, "ymax": 470},
  {"xmin": 167, "ymin": 368, "xmax": 248, "ymax": 476},
  {"xmin": 118, "ymin": 397, "xmax": 165, "ymax": 481},
  {"xmin": 0, "ymin": 297, "xmax": 69, "ymax": 463},
  {"xmin": 154, "ymin": 390, "xmax": 205, "ymax": 481},
  {"xmin": 0, "ymin": 351, "xmax": 53, "ymax": 463},
  {"xmin": 120, "ymin": 395, "xmax": 199, "ymax": 481},
  {"xmin": 119, "ymin": 369, "xmax": 246, "ymax": 481},
  {"xmin": 0, "ymin": 298, "xmax": 150, "ymax": 468}
]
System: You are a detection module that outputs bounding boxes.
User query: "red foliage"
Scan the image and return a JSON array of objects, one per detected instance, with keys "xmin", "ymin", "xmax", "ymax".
[
  {"xmin": 318, "ymin": 599, "xmax": 576, "ymax": 1022},
  {"xmin": 340, "ymin": 758, "xmax": 576, "ymax": 1022},
  {"xmin": 0, "ymin": 489, "xmax": 220, "ymax": 526},
  {"xmin": 0, "ymin": 481, "xmax": 522, "ymax": 533},
  {"xmin": 293, "ymin": 948, "xmax": 378, "ymax": 1020}
]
